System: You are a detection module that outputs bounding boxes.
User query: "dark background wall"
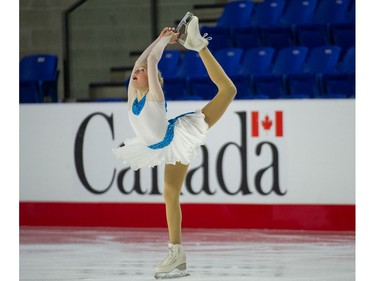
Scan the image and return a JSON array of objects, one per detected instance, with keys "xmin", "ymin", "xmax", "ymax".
[{"xmin": 20, "ymin": 0, "xmax": 224, "ymax": 101}]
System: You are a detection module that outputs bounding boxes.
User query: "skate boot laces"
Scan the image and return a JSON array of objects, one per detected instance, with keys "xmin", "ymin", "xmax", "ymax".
[
  {"xmin": 202, "ymin": 33, "xmax": 212, "ymax": 41},
  {"xmin": 159, "ymin": 246, "xmax": 177, "ymax": 267}
]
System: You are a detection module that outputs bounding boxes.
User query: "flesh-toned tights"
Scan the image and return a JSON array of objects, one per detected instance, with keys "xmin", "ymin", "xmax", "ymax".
[{"xmin": 164, "ymin": 47, "xmax": 237, "ymax": 244}]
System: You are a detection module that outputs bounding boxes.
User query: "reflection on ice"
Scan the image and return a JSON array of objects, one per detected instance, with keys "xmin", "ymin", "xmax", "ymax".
[{"xmin": 20, "ymin": 228, "xmax": 355, "ymax": 281}]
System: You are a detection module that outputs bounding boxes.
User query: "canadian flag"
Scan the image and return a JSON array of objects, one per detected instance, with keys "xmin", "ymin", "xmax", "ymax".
[{"xmin": 251, "ymin": 111, "xmax": 283, "ymax": 137}]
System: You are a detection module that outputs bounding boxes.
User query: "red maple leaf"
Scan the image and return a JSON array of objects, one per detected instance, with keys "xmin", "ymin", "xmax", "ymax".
[{"xmin": 262, "ymin": 115, "xmax": 273, "ymax": 131}]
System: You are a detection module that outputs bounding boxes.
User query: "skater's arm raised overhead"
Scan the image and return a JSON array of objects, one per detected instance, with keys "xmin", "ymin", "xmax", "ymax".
[
  {"xmin": 128, "ymin": 29, "xmax": 165, "ymax": 103},
  {"xmin": 133, "ymin": 38, "xmax": 161, "ymax": 69},
  {"xmin": 133, "ymin": 27, "xmax": 176, "ymax": 68},
  {"xmin": 147, "ymin": 30, "xmax": 179, "ymax": 102},
  {"xmin": 128, "ymin": 28, "xmax": 179, "ymax": 104}
]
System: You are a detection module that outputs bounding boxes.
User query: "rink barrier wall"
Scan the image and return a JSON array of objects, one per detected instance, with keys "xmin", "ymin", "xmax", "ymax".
[
  {"xmin": 19, "ymin": 100, "xmax": 355, "ymax": 230},
  {"xmin": 19, "ymin": 202, "xmax": 355, "ymax": 230}
]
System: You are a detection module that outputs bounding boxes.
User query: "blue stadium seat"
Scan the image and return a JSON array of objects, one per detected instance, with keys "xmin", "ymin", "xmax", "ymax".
[
  {"xmin": 304, "ymin": 46, "xmax": 342, "ymax": 74},
  {"xmin": 259, "ymin": 26, "xmax": 294, "ymax": 50},
  {"xmin": 346, "ymin": 0, "xmax": 355, "ymax": 23},
  {"xmin": 19, "ymin": 81, "xmax": 41, "ymax": 103},
  {"xmin": 237, "ymin": 47, "xmax": 276, "ymax": 99},
  {"xmin": 213, "ymin": 48, "xmax": 244, "ymax": 76},
  {"xmin": 303, "ymin": 45, "xmax": 343, "ymax": 98},
  {"xmin": 280, "ymin": 0, "xmax": 318, "ymax": 26},
  {"xmin": 230, "ymin": 75, "xmax": 252, "ymax": 99},
  {"xmin": 187, "ymin": 49, "xmax": 249, "ymax": 100},
  {"xmin": 158, "ymin": 50, "xmax": 181, "ymax": 78},
  {"xmin": 294, "ymin": 24, "xmax": 329, "ymax": 48},
  {"xmin": 231, "ymin": 27, "xmax": 263, "ymax": 51},
  {"xmin": 176, "ymin": 51, "xmax": 209, "ymax": 99},
  {"xmin": 204, "ymin": 1, "xmax": 254, "ymax": 51},
  {"xmin": 283, "ymin": 46, "xmax": 342, "ymax": 99},
  {"xmin": 188, "ymin": 77, "xmax": 251, "ymax": 100},
  {"xmin": 251, "ymin": 75, "xmax": 285, "ymax": 99},
  {"xmin": 337, "ymin": 47, "xmax": 355, "ymax": 74},
  {"xmin": 283, "ymin": 74, "xmax": 318, "ymax": 98},
  {"xmin": 272, "ymin": 46, "xmax": 309, "ymax": 75},
  {"xmin": 216, "ymin": 0, "xmax": 255, "ymax": 28},
  {"xmin": 177, "ymin": 51, "xmax": 207, "ymax": 79},
  {"xmin": 254, "ymin": 46, "xmax": 308, "ymax": 99},
  {"xmin": 328, "ymin": 23, "xmax": 355, "ymax": 60},
  {"xmin": 239, "ymin": 47, "xmax": 275, "ymax": 76},
  {"xmin": 200, "ymin": 26, "xmax": 232, "ymax": 51},
  {"xmin": 319, "ymin": 73, "xmax": 354, "ymax": 98},
  {"xmin": 188, "ymin": 48, "xmax": 246, "ymax": 100},
  {"xmin": 232, "ymin": 27, "xmax": 262, "ymax": 50},
  {"xmin": 162, "ymin": 77, "xmax": 192, "ymax": 101},
  {"xmin": 317, "ymin": 47, "xmax": 355, "ymax": 99},
  {"xmin": 19, "ymin": 54, "xmax": 59, "ymax": 103},
  {"xmin": 250, "ymin": 0, "xmax": 286, "ymax": 27},
  {"xmin": 270, "ymin": 46, "xmax": 310, "ymax": 99},
  {"xmin": 313, "ymin": 0, "xmax": 351, "ymax": 24},
  {"xmin": 187, "ymin": 77, "xmax": 217, "ymax": 100}
]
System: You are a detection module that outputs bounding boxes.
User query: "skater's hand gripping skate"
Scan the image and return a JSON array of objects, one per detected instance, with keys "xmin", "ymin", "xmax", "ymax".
[{"xmin": 159, "ymin": 27, "xmax": 179, "ymax": 44}]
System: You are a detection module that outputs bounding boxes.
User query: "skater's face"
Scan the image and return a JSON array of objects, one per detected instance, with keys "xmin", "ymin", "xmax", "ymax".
[{"xmin": 132, "ymin": 65, "xmax": 149, "ymax": 91}]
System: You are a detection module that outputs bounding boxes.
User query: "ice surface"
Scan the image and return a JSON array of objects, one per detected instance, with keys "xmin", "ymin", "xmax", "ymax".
[{"xmin": 20, "ymin": 227, "xmax": 355, "ymax": 281}]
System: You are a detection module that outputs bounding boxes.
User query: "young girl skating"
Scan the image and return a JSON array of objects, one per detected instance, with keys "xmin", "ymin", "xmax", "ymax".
[{"xmin": 113, "ymin": 12, "xmax": 237, "ymax": 279}]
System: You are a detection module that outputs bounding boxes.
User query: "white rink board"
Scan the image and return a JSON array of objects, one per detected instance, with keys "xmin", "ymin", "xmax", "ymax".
[{"xmin": 19, "ymin": 100, "xmax": 355, "ymax": 204}]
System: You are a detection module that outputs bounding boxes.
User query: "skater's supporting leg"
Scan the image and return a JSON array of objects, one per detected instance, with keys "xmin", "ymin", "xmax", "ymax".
[
  {"xmin": 163, "ymin": 162, "xmax": 189, "ymax": 244},
  {"xmin": 200, "ymin": 47, "xmax": 237, "ymax": 128},
  {"xmin": 155, "ymin": 162, "xmax": 189, "ymax": 277}
]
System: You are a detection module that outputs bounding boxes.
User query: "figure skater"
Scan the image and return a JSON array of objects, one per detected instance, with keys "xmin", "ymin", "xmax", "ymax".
[{"xmin": 113, "ymin": 12, "xmax": 237, "ymax": 279}]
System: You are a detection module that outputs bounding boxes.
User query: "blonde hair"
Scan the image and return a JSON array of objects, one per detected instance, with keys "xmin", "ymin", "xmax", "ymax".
[{"xmin": 135, "ymin": 65, "xmax": 164, "ymax": 87}]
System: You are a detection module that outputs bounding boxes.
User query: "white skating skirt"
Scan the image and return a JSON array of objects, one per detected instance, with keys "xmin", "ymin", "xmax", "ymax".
[{"xmin": 113, "ymin": 110, "xmax": 208, "ymax": 170}]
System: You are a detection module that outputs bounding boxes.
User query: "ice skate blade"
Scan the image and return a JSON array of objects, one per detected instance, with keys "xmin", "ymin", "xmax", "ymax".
[
  {"xmin": 176, "ymin": 12, "xmax": 194, "ymax": 33},
  {"xmin": 176, "ymin": 12, "xmax": 194, "ymax": 45},
  {"xmin": 154, "ymin": 264, "xmax": 190, "ymax": 279},
  {"xmin": 154, "ymin": 271, "xmax": 190, "ymax": 279}
]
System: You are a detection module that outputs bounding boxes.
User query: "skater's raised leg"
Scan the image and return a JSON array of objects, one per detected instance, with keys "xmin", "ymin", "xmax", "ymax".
[
  {"xmin": 179, "ymin": 14, "xmax": 237, "ymax": 128},
  {"xmin": 199, "ymin": 47, "xmax": 237, "ymax": 128}
]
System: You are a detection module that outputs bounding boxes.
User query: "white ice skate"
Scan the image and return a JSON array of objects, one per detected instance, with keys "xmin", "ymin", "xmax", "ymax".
[
  {"xmin": 176, "ymin": 12, "xmax": 211, "ymax": 52},
  {"xmin": 154, "ymin": 243, "xmax": 190, "ymax": 279}
]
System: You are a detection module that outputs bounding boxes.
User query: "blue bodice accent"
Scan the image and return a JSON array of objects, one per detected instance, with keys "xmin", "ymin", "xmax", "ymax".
[
  {"xmin": 132, "ymin": 94, "xmax": 147, "ymax": 116},
  {"xmin": 148, "ymin": 111, "xmax": 194, "ymax": 150},
  {"xmin": 132, "ymin": 93, "xmax": 168, "ymax": 115}
]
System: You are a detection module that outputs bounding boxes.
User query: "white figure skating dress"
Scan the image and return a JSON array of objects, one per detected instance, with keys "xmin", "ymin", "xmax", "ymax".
[{"xmin": 113, "ymin": 35, "xmax": 208, "ymax": 170}]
